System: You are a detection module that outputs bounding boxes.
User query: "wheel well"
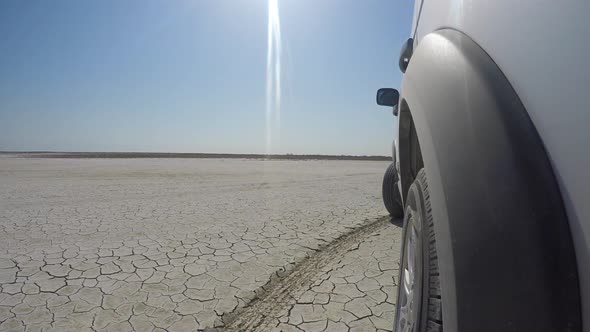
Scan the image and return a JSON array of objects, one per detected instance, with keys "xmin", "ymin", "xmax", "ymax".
[{"xmin": 398, "ymin": 99, "xmax": 424, "ymax": 202}]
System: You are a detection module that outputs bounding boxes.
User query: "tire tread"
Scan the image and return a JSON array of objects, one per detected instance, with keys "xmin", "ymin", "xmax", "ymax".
[
  {"xmin": 416, "ymin": 169, "xmax": 443, "ymax": 331},
  {"xmin": 382, "ymin": 163, "xmax": 404, "ymax": 218}
]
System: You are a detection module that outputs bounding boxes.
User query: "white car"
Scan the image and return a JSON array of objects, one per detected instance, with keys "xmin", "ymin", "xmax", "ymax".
[{"xmin": 377, "ymin": 1, "xmax": 589, "ymax": 331}]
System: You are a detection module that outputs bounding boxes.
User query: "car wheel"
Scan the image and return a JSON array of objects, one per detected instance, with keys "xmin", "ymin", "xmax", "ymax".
[
  {"xmin": 395, "ymin": 168, "xmax": 442, "ymax": 331},
  {"xmin": 382, "ymin": 163, "xmax": 404, "ymax": 218}
]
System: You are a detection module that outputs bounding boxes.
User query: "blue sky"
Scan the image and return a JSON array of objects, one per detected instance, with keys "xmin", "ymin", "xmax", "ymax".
[{"xmin": 0, "ymin": 0, "xmax": 413, "ymax": 155}]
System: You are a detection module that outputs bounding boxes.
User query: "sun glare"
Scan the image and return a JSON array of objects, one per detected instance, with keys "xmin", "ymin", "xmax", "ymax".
[{"xmin": 265, "ymin": 0, "xmax": 282, "ymax": 154}]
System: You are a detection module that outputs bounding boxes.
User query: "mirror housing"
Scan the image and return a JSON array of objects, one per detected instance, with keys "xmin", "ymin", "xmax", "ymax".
[
  {"xmin": 376, "ymin": 88, "xmax": 399, "ymax": 107},
  {"xmin": 399, "ymin": 38, "xmax": 413, "ymax": 73}
]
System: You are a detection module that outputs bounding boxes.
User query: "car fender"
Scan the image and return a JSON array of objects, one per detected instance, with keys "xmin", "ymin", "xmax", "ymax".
[{"xmin": 398, "ymin": 29, "xmax": 580, "ymax": 331}]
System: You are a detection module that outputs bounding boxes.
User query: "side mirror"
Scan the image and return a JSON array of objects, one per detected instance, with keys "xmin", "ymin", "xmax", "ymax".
[
  {"xmin": 399, "ymin": 38, "xmax": 413, "ymax": 73},
  {"xmin": 376, "ymin": 88, "xmax": 400, "ymax": 116},
  {"xmin": 376, "ymin": 88, "xmax": 399, "ymax": 107},
  {"xmin": 377, "ymin": 88, "xmax": 399, "ymax": 107}
]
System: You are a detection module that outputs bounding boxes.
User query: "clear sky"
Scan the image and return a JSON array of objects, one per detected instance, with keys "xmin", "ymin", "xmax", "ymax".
[{"xmin": 0, "ymin": 0, "xmax": 413, "ymax": 155}]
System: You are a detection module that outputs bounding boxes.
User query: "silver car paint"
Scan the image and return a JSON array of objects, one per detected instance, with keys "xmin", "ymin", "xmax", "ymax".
[{"xmin": 407, "ymin": 0, "xmax": 590, "ymax": 327}]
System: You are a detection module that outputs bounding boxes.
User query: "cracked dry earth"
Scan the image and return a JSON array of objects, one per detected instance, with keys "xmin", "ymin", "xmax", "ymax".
[{"xmin": 0, "ymin": 156, "xmax": 401, "ymax": 332}]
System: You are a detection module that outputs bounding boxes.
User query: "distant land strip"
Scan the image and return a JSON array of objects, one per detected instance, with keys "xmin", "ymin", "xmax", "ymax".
[{"xmin": 1, "ymin": 152, "xmax": 391, "ymax": 161}]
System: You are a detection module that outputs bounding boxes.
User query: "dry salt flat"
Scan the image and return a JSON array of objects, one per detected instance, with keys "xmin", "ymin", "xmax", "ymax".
[{"xmin": 0, "ymin": 156, "xmax": 401, "ymax": 331}]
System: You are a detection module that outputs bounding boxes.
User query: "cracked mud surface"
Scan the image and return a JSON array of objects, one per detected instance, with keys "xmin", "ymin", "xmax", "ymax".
[
  {"xmin": 226, "ymin": 217, "xmax": 401, "ymax": 332},
  {"xmin": 0, "ymin": 157, "xmax": 401, "ymax": 331}
]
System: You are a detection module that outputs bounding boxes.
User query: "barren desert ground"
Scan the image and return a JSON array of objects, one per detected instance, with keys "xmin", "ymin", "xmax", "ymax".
[{"xmin": 0, "ymin": 155, "xmax": 401, "ymax": 331}]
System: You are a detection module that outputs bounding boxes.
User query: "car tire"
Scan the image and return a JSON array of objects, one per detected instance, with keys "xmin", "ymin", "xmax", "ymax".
[
  {"xmin": 382, "ymin": 163, "xmax": 404, "ymax": 218},
  {"xmin": 394, "ymin": 168, "xmax": 442, "ymax": 332}
]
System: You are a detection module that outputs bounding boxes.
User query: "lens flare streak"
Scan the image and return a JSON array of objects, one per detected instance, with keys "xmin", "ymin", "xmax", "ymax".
[{"xmin": 265, "ymin": 0, "xmax": 282, "ymax": 154}]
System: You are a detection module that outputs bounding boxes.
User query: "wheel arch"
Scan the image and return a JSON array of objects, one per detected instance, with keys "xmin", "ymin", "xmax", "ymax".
[
  {"xmin": 398, "ymin": 29, "xmax": 580, "ymax": 331},
  {"xmin": 398, "ymin": 99, "xmax": 423, "ymax": 204}
]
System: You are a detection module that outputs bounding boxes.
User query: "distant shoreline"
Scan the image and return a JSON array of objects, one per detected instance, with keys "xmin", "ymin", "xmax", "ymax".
[{"xmin": 0, "ymin": 151, "xmax": 391, "ymax": 161}]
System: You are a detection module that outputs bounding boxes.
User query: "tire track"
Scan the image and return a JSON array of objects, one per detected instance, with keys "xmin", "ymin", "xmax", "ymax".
[{"xmin": 223, "ymin": 216, "xmax": 392, "ymax": 331}]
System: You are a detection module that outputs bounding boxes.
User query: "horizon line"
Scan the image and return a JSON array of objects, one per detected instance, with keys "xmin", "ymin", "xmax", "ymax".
[{"xmin": 1, "ymin": 151, "xmax": 392, "ymax": 161}]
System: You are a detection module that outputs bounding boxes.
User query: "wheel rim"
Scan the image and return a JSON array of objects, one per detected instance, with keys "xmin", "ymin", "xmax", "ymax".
[{"xmin": 395, "ymin": 209, "xmax": 422, "ymax": 332}]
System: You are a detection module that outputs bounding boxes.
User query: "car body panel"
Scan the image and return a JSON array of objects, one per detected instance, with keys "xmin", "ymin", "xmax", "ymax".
[{"xmin": 405, "ymin": 0, "xmax": 590, "ymax": 328}]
